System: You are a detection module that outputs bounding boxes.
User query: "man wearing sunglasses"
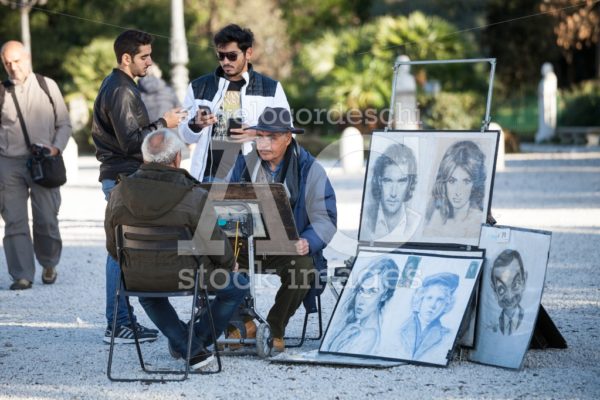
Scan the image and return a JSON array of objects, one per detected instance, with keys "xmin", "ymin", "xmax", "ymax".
[{"xmin": 179, "ymin": 24, "xmax": 291, "ymax": 182}]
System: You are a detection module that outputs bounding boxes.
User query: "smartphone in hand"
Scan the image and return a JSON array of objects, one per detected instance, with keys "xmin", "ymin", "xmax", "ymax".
[
  {"xmin": 227, "ymin": 117, "xmax": 243, "ymax": 136},
  {"xmin": 198, "ymin": 105, "xmax": 212, "ymax": 117}
]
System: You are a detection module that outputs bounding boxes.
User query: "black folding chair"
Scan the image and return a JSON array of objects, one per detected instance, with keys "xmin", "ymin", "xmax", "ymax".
[
  {"xmin": 285, "ymin": 269, "xmax": 325, "ymax": 348},
  {"xmin": 107, "ymin": 225, "xmax": 222, "ymax": 382},
  {"xmin": 284, "ymin": 296, "xmax": 324, "ymax": 348}
]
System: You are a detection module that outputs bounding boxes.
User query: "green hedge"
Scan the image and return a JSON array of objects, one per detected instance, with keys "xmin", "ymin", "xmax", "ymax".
[
  {"xmin": 493, "ymin": 95, "xmax": 537, "ymax": 140},
  {"xmin": 558, "ymin": 80, "xmax": 600, "ymax": 126},
  {"xmin": 491, "ymin": 80, "xmax": 600, "ymax": 142},
  {"xmin": 419, "ymin": 92, "xmax": 486, "ymax": 130}
]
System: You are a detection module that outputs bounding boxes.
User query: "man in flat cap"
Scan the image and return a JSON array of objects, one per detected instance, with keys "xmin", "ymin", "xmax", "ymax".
[
  {"xmin": 227, "ymin": 107, "xmax": 337, "ymax": 352},
  {"xmin": 398, "ymin": 272, "xmax": 459, "ymax": 360}
]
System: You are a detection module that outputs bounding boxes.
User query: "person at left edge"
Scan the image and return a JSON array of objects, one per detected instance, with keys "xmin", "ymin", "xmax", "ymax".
[
  {"xmin": 0, "ymin": 40, "xmax": 71, "ymax": 290},
  {"xmin": 91, "ymin": 29, "xmax": 184, "ymax": 344}
]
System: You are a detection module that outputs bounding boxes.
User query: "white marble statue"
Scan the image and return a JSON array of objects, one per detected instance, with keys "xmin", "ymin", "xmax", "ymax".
[
  {"xmin": 535, "ymin": 63, "xmax": 557, "ymax": 143},
  {"xmin": 393, "ymin": 55, "xmax": 419, "ymax": 130}
]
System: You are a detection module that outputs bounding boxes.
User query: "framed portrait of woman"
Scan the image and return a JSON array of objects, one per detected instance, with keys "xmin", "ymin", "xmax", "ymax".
[{"xmin": 358, "ymin": 130, "xmax": 499, "ymax": 247}]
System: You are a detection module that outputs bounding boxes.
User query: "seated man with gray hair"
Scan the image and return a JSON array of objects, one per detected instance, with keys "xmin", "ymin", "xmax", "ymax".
[{"xmin": 104, "ymin": 129, "xmax": 248, "ymax": 369}]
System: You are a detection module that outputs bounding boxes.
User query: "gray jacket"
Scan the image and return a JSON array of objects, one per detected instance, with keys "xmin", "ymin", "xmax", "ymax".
[{"xmin": 138, "ymin": 75, "xmax": 180, "ymax": 122}]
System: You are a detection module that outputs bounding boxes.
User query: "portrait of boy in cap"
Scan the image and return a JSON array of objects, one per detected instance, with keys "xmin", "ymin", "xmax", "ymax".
[{"xmin": 398, "ymin": 272, "xmax": 459, "ymax": 360}]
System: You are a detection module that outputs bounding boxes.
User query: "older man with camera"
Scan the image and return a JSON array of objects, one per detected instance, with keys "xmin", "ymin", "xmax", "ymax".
[{"xmin": 0, "ymin": 40, "xmax": 72, "ymax": 290}]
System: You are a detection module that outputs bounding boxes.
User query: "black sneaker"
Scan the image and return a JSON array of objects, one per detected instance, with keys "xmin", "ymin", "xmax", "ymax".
[
  {"xmin": 103, "ymin": 323, "xmax": 158, "ymax": 344},
  {"xmin": 136, "ymin": 323, "xmax": 158, "ymax": 335},
  {"xmin": 189, "ymin": 348, "xmax": 215, "ymax": 370}
]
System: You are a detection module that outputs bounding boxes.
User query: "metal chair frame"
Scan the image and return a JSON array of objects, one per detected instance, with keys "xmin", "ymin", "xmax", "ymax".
[
  {"xmin": 284, "ymin": 294, "xmax": 324, "ymax": 348},
  {"xmin": 107, "ymin": 225, "xmax": 222, "ymax": 382}
]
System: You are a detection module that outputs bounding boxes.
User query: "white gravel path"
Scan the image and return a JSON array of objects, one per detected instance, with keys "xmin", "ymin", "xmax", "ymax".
[{"xmin": 1, "ymin": 146, "xmax": 599, "ymax": 399}]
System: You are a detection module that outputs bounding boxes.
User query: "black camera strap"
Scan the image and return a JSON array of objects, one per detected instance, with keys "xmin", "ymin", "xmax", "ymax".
[
  {"xmin": 9, "ymin": 86, "xmax": 33, "ymax": 149},
  {"xmin": 9, "ymin": 87, "xmax": 34, "ymax": 149},
  {"xmin": 0, "ymin": 74, "xmax": 56, "ymax": 127}
]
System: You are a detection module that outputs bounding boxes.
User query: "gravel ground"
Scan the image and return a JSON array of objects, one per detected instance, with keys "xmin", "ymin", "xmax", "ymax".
[{"xmin": 1, "ymin": 146, "xmax": 599, "ymax": 399}]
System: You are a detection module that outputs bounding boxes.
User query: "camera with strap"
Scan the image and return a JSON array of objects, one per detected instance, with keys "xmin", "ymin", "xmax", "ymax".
[{"xmin": 1, "ymin": 74, "xmax": 66, "ymax": 187}]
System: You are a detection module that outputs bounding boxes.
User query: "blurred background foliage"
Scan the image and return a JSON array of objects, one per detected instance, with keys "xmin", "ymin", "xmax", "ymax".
[
  {"xmin": 0, "ymin": 0, "xmax": 598, "ymax": 148},
  {"xmin": 294, "ymin": 12, "xmax": 480, "ymax": 110},
  {"xmin": 558, "ymin": 80, "xmax": 600, "ymax": 126},
  {"xmin": 419, "ymin": 92, "xmax": 486, "ymax": 130}
]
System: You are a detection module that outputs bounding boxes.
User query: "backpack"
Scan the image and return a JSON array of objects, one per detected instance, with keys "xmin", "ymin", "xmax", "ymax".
[{"xmin": 0, "ymin": 73, "xmax": 56, "ymax": 125}]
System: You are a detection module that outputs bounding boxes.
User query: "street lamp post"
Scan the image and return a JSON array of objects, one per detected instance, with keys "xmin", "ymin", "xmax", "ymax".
[
  {"xmin": 170, "ymin": 0, "xmax": 189, "ymax": 103},
  {"xmin": 0, "ymin": 0, "xmax": 48, "ymax": 55}
]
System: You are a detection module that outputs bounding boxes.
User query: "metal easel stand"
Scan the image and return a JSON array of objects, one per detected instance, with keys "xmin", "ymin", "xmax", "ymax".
[
  {"xmin": 196, "ymin": 201, "xmax": 273, "ymax": 358},
  {"xmin": 328, "ymin": 59, "xmax": 499, "ymax": 297},
  {"xmin": 388, "ymin": 58, "xmax": 497, "ymax": 133},
  {"xmin": 218, "ymin": 232, "xmax": 274, "ymax": 359}
]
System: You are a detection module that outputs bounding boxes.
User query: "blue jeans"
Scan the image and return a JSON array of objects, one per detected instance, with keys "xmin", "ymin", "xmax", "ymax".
[
  {"xmin": 139, "ymin": 272, "xmax": 249, "ymax": 356},
  {"xmin": 102, "ymin": 179, "xmax": 136, "ymax": 328}
]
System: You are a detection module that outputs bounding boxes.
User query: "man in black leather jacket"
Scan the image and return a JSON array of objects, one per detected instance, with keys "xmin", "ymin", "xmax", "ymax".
[{"xmin": 91, "ymin": 29, "xmax": 183, "ymax": 344}]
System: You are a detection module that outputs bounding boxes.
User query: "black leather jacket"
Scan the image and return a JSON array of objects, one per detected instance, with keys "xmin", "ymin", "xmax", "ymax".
[{"xmin": 92, "ymin": 69, "xmax": 166, "ymax": 181}]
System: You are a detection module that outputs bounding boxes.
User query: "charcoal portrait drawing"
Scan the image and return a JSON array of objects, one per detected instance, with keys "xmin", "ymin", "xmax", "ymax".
[
  {"xmin": 469, "ymin": 225, "xmax": 551, "ymax": 369},
  {"xmin": 321, "ymin": 257, "xmax": 399, "ymax": 354},
  {"xmin": 424, "ymin": 140, "xmax": 486, "ymax": 239},
  {"xmin": 490, "ymin": 249, "xmax": 527, "ymax": 335},
  {"xmin": 361, "ymin": 143, "xmax": 420, "ymax": 243},
  {"xmin": 397, "ymin": 272, "xmax": 459, "ymax": 360}
]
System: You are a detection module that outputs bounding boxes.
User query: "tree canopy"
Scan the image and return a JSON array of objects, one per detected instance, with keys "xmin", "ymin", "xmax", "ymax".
[
  {"xmin": 294, "ymin": 12, "xmax": 480, "ymax": 112},
  {"xmin": 1, "ymin": 0, "xmax": 597, "ymax": 139}
]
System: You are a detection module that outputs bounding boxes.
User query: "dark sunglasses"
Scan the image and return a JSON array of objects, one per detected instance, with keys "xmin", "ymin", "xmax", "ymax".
[{"xmin": 217, "ymin": 50, "xmax": 243, "ymax": 62}]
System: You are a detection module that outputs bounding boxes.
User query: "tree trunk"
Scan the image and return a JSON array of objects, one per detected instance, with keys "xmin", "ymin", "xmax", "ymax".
[
  {"xmin": 597, "ymin": 40, "xmax": 600, "ymax": 79},
  {"xmin": 20, "ymin": 1, "xmax": 31, "ymax": 55},
  {"xmin": 170, "ymin": 0, "xmax": 189, "ymax": 102}
]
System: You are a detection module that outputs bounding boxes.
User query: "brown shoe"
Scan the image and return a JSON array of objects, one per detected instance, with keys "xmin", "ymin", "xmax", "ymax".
[
  {"xmin": 10, "ymin": 279, "xmax": 32, "ymax": 290},
  {"xmin": 42, "ymin": 267, "xmax": 57, "ymax": 284},
  {"xmin": 272, "ymin": 337, "xmax": 285, "ymax": 353},
  {"xmin": 227, "ymin": 320, "xmax": 257, "ymax": 350}
]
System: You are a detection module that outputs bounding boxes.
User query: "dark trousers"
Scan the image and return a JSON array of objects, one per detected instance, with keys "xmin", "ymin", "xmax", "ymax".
[
  {"xmin": 102, "ymin": 179, "xmax": 134, "ymax": 327},
  {"xmin": 139, "ymin": 271, "xmax": 249, "ymax": 356},
  {"xmin": 237, "ymin": 253, "xmax": 315, "ymax": 338}
]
